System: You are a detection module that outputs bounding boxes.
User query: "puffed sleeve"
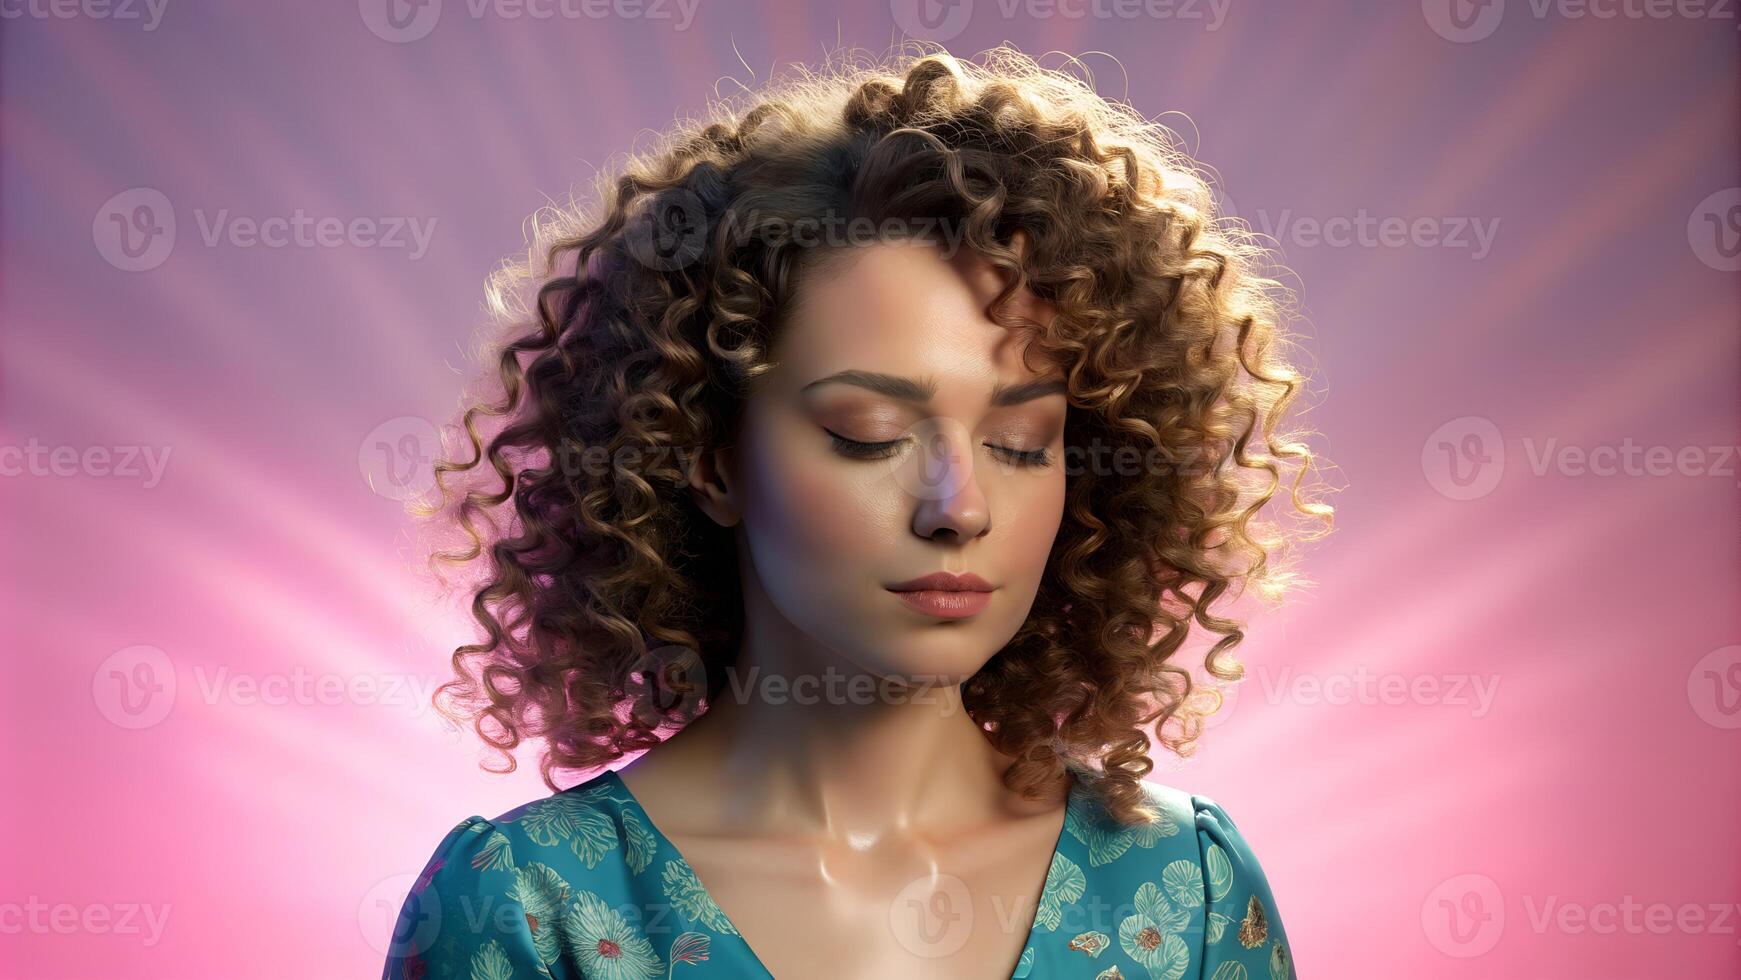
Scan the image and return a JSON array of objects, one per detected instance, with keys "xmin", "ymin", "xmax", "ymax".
[
  {"xmin": 381, "ymin": 816, "xmax": 554, "ymax": 980},
  {"xmin": 1193, "ymin": 797, "xmax": 1297, "ymax": 980}
]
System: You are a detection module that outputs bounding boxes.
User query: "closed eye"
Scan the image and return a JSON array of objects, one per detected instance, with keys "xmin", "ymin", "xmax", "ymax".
[
  {"xmin": 826, "ymin": 430, "xmax": 904, "ymax": 460},
  {"xmin": 990, "ymin": 445, "xmax": 1052, "ymax": 467},
  {"xmin": 827, "ymin": 429, "xmax": 1053, "ymax": 467}
]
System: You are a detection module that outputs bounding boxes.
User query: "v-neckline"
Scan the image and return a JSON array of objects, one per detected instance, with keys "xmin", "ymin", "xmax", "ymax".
[{"xmin": 602, "ymin": 767, "xmax": 1078, "ymax": 980}]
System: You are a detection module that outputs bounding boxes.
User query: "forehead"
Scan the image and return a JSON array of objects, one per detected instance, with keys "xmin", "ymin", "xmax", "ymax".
[{"xmin": 775, "ymin": 240, "xmax": 1059, "ymax": 389}]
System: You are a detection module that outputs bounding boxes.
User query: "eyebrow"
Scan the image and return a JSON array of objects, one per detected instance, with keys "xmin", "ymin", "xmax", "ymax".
[{"xmin": 801, "ymin": 370, "xmax": 1067, "ymax": 407}]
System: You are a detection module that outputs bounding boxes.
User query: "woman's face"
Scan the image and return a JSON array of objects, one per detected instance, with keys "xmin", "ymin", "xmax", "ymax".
[{"xmin": 699, "ymin": 238, "xmax": 1069, "ymax": 686}]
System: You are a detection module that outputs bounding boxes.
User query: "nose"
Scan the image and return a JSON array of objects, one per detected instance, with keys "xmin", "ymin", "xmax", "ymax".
[{"xmin": 908, "ymin": 426, "xmax": 990, "ymax": 541}]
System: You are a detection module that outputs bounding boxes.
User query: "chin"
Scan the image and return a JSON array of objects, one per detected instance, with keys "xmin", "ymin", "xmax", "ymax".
[{"xmin": 854, "ymin": 627, "xmax": 1015, "ymax": 686}]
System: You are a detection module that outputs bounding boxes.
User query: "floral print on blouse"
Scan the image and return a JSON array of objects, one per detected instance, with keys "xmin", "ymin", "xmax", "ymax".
[{"xmin": 381, "ymin": 768, "xmax": 1296, "ymax": 980}]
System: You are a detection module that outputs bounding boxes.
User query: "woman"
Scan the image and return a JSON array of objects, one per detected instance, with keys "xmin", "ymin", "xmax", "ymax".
[{"xmin": 384, "ymin": 45, "xmax": 1331, "ymax": 980}]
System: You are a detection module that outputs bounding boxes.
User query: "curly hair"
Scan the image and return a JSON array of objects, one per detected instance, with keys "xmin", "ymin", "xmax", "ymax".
[{"xmin": 411, "ymin": 44, "xmax": 1334, "ymax": 828}]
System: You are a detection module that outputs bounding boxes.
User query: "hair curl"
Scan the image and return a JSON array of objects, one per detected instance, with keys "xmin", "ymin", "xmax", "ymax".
[{"xmin": 412, "ymin": 45, "xmax": 1334, "ymax": 827}]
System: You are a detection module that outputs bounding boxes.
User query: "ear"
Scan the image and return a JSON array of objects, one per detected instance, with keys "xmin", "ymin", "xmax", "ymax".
[{"xmin": 686, "ymin": 443, "xmax": 741, "ymax": 528}]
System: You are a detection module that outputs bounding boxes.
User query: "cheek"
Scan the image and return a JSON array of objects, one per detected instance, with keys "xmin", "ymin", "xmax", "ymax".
[
  {"xmin": 736, "ymin": 412, "xmax": 904, "ymax": 568},
  {"xmin": 1000, "ymin": 471, "xmax": 1067, "ymax": 579}
]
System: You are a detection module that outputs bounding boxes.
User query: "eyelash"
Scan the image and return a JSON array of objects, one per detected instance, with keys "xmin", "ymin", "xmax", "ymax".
[{"xmin": 825, "ymin": 431, "xmax": 1053, "ymax": 467}]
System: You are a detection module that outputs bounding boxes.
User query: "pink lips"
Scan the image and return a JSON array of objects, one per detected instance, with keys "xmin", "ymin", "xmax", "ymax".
[
  {"xmin": 886, "ymin": 571, "xmax": 995, "ymax": 619},
  {"xmin": 887, "ymin": 571, "xmax": 994, "ymax": 592}
]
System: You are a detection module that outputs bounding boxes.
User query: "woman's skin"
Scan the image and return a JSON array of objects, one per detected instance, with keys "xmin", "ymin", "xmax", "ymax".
[{"xmin": 615, "ymin": 236, "xmax": 1077, "ymax": 979}]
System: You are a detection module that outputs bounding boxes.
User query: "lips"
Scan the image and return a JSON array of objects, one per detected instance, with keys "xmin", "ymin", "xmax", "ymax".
[
  {"xmin": 886, "ymin": 571, "xmax": 995, "ymax": 620},
  {"xmin": 886, "ymin": 571, "xmax": 994, "ymax": 593}
]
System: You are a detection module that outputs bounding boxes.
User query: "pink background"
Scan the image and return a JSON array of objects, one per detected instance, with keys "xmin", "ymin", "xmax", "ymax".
[{"xmin": 3, "ymin": 2, "xmax": 1737, "ymax": 977}]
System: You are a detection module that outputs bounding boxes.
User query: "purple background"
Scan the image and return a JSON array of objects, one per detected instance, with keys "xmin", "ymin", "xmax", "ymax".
[{"xmin": 3, "ymin": 1, "xmax": 1737, "ymax": 977}]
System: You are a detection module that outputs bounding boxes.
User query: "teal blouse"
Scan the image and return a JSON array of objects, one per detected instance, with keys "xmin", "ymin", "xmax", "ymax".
[{"xmin": 382, "ymin": 769, "xmax": 1296, "ymax": 980}]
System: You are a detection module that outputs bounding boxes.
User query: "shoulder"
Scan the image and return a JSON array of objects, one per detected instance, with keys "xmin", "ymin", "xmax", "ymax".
[
  {"xmin": 1121, "ymin": 781, "xmax": 1284, "ymax": 889},
  {"xmin": 421, "ymin": 769, "xmax": 655, "ymax": 882},
  {"xmin": 418, "ymin": 772, "xmax": 640, "ymax": 886},
  {"xmin": 1185, "ymin": 794, "xmax": 1277, "ymax": 901},
  {"xmin": 380, "ymin": 773, "xmax": 646, "ymax": 979},
  {"xmin": 475, "ymin": 772, "xmax": 661, "ymax": 874},
  {"xmin": 1159, "ymin": 783, "xmax": 1299, "ymax": 980},
  {"xmin": 1052, "ymin": 779, "xmax": 1296, "ymax": 979}
]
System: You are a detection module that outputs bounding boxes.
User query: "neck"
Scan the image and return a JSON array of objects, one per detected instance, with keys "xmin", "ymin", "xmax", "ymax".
[{"xmin": 640, "ymin": 571, "xmax": 1067, "ymax": 844}]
